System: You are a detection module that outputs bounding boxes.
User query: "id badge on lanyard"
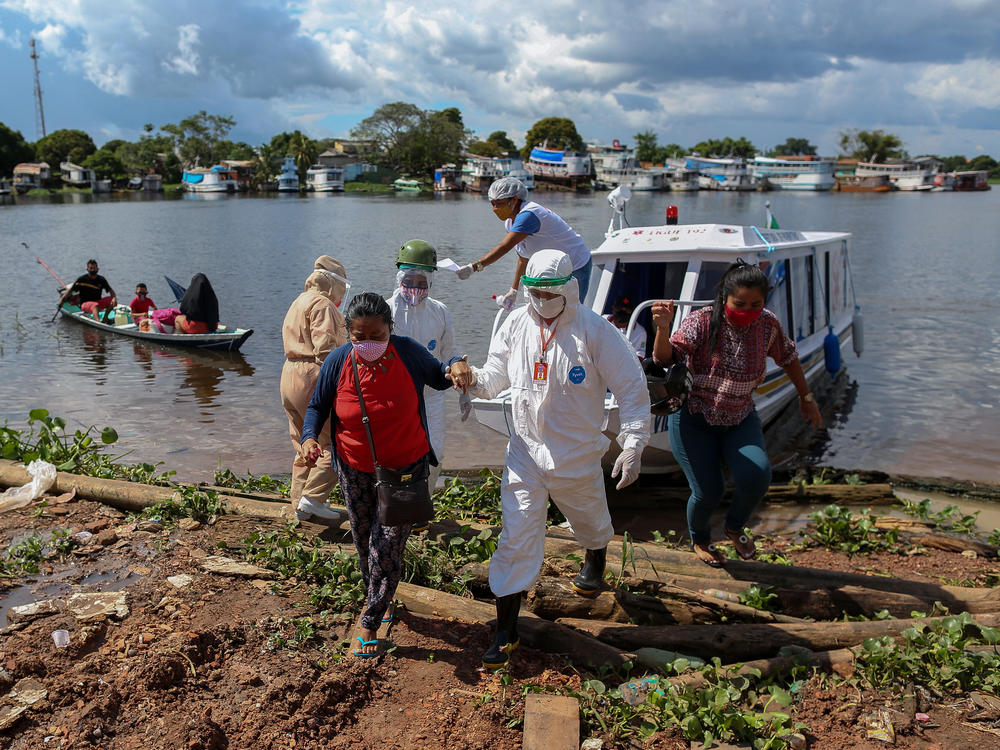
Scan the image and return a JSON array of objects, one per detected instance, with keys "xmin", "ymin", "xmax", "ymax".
[{"xmin": 532, "ymin": 321, "xmax": 558, "ymax": 387}]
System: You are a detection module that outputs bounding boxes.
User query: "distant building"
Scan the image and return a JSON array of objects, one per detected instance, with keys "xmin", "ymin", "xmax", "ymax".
[
  {"xmin": 13, "ymin": 162, "xmax": 51, "ymax": 192},
  {"xmin": 60, "ymin": 161, "xmax": 95, "ymax": 187},
  {"xmin": 316, "ymin": 148, "xmax": 376, "ymax": 181}
]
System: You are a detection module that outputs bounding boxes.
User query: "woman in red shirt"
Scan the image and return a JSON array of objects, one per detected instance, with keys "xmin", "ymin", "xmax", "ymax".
[
  {"xmin": 301, "ymin": 292, "xmax": 470, "ymax": 657},
  {"xmin": 652, "ymin": 261, "xmax": 822, "ymax": 566}
]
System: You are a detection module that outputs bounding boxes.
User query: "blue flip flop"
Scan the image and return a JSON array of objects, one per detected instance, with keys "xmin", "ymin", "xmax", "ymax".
[
  {"xmin": 381, "ymin": 602, "xmax": 396, "ymax": 625},
  {"xmin": 353, "ymin": 636, "xmax": 379, "ymax": 658}
]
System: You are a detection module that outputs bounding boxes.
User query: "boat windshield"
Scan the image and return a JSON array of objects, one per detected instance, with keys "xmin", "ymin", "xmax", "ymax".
[{"xmin": 601, "ymin": 260, "xmax": 687, "ymax": 356}]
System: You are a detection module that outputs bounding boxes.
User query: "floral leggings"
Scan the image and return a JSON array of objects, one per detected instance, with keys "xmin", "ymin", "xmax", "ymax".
[{"xmin": 335, "ymin": 458, "xmax": 413, "ymax": 631}]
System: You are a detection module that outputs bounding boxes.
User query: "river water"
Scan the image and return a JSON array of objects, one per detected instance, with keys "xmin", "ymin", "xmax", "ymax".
[{"xmin": 1, "ymin": 188, "xmax": 998, "ymax": 483}]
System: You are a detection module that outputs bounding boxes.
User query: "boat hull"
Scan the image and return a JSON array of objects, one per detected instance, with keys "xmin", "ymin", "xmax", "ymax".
[{"xmin": 59, "ymin": 305, "xmax": 253, "ymax": 351}]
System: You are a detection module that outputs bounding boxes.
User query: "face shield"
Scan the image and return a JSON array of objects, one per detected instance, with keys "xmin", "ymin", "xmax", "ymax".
[
  {"xmin": 313, "ymin": 268, "xmax": 351, "ymax": 307},
  {"xmin": 521, "ymin": 249, "xmax": 576, "ymax": 319}
]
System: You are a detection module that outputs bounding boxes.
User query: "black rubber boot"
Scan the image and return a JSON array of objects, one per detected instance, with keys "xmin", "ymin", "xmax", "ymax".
[
  {"xmin": 571, "ymin": 547, "xmax": 607, "ymax": 597},
  {"xmin": 482, "ymin": 594, "xmax": 520, "ymax": 670}
]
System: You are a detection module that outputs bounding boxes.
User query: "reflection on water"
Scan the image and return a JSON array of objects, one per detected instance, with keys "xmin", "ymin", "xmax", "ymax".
[{"xmin": 2, "ymin": 189, "xmax": 998, "ymax": 482}]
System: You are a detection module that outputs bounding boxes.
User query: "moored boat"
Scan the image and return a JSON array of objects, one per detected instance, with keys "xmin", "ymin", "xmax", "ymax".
[
  {"xmin": 834, "ymin": 174, "xmax": 893, "ymax": 192},
  {"xmin": 471, "ymin": 194, "xmax": 861, "ymax": 474},
  {"xmin": 277, "ymin": 157, "xmax": 300, "ymax": 192},
  {"xmin": 306, "ymin": 164, "xmax": 345, "ymax": 192},
  {"xmin": 393, "ymin": 178, "xmax": 422, "ymax": 192},
  {"xmin": 953, "ymin": 170, "xmax": 991, "ymax": 191},
  {"xmin": 463, "ymin": 156, "xmax": 503, "ymax": 193},
  {"xmin": 750, "ymin": 156, "xmax": 835, "ymax": 191},
  {"xmin": 433, "ymin": 164, "xmax": 464, "ymax": 192},
  {"xmin": 182, "ymin": 165, "xmax": 237, "ymax": 193},
  {"xmin": 686, "ymin": 156, "xmax": 757, "ymax": 191},
  {"xmin": 495, "ymin": 156, "xmax": 534, "ymax": 190},
  {"xmin": 58, "ymin": 302, "xmax": 253, "ymax": 351},
  {"xmin": 526, "ymin": 146, "xmax": 592, "ymax": 190},
  {"xmin": 854, "ymin": 158, "xmax": 939, "ymax": 191}
]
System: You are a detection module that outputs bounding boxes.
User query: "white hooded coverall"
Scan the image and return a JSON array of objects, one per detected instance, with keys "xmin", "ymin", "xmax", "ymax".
[
  {"xmin": 280, "ymin": 257, "xmax": 348, "ymax": 508},
  {"xmin": 470, "ymin": 250, "xmax": 651, "ymax": 597},
  {"xmin": 389, "ymin": 280, "xmax": 456, "ymax": 490}
]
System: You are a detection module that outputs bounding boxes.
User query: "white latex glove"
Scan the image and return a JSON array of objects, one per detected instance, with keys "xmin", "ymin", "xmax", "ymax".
[
  {"xmin": 611, "ymin": 447, "xmax": 642, "ymax": 490},
  {"xmin": 459, "ymin": 392, "xmax": 473, "ymax": 422},
  {"xmin": 456, "ymin": 263, "xmax": 474, "ymax": 280},
  {"xmin": 497, "ymin": 287, "xmax": 518, "ymax": 311}
]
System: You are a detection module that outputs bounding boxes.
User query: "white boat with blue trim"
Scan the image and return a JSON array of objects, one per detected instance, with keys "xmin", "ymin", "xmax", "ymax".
[{"xmin": 471, "ymin": 190, "xmax": 862, "ymax": 473}]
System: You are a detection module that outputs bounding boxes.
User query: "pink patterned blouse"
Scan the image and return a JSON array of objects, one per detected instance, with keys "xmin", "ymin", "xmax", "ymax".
[{"xmin": 667, "ymin": 306, "xmax": 798, "ymax": 426}]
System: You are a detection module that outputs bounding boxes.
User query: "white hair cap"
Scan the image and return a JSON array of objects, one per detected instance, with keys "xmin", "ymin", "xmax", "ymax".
[{"xmin": 488, "ymin": 176, "xmax": 528, "ymax": 202}]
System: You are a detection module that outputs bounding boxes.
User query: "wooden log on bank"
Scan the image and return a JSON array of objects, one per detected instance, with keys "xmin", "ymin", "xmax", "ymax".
[
  {"xmin": 543, "ymin": 534, "xmax": 1000, "ymax": 613},
  {"xmin": 673, "ymin": 648, "xmax": 857, "ymax": 689},
  {"xmin": 0, "ymin": 459, "xmax": 287, "ymax": 519},
  {"xmin": 394, "ymin": 582, "xmax": 632, "ymax": 669},
  {"xmin": 557, "ymin": 612, "xmax": 1000, "ymax": 662},
  {"xmin": 904, "ymin": 532, "xmax": 997, "ymax": 558}
]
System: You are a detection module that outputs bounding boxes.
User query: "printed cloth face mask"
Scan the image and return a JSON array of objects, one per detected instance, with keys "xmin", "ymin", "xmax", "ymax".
[
  {"xmin": 352, "ymin": 339, "xmax": 388, "ymax": 362},
  {"xmin": 401, "ymin": 286, "xmax": 428, "ymax": 306}
]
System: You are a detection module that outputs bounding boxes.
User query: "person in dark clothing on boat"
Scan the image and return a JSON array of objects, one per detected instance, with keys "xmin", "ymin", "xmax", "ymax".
[
  {"xmin": 58, "ymin": 259, "xmax": 117, "ymax": 320},
  {"xmin": 175, "ymin": 274, "xmax": 220, "ymax": 334}
]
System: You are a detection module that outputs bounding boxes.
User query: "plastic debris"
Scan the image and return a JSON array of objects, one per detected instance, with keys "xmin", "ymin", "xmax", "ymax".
[
  {"xmin": 617, "ymin": 675, "xmax": 663, "ymax": 706},
  {"xmin": 0, "ymin": 460, "xmax": 57, "ymax": 513},
  {"xmin": 51, "ymin": 630, "xmax": 70, "ymax": 648},
  {"xmin": 635, "ymin": 647, "xmax": 705, "ymax": 671},
  {"xmin": 864, "ymin": 709, "xmax": 895, "ymax": 743},
  {"xmin": 915, "ymin": 712, "xmax": 931, "ymax": 722}
]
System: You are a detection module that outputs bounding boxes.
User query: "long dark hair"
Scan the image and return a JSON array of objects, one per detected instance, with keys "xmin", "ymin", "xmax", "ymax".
[
  {"xmin": 707, "ymin": 260, "xmax": 770, "ymax": 354},
  {"xmin": 345, "ymin": 291, "xmax": 393, "ymax": 330}
]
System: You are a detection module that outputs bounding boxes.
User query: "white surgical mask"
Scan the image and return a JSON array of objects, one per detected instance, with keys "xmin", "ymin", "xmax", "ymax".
[{"xmin": 529, "ymin": 294, "xmax": 565, "ymax": 319}]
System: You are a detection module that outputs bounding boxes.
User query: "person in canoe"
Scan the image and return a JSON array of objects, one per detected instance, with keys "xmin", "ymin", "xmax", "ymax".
[
  {"xmin": 143, "ymin": 274, "xmax": 220, "ymax": 334},
  {"xmin": 455, "ymin": 176, "xmax": 593, "ymax": 310},
  {"xmin": 57, "ymin": 259, "xmax": 117, "ymax": 321},
  {"xmin": 129, "ymin": 283, "xmax": 157, "ymax": 324}
]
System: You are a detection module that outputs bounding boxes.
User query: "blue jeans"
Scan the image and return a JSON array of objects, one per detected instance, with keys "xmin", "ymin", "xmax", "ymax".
[
  {"xmin": 668, "ymin": 406, "xmax": 771, "ymax": 546},
  {"xmin": 572, "ymin": 257, "xmax": 592, "ymax": 302}
]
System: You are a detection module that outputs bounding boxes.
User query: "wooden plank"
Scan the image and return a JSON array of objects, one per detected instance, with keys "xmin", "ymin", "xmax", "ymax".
[{"xmin": 522, "ymin": 694, "xmax": 579, "ymax": 750}]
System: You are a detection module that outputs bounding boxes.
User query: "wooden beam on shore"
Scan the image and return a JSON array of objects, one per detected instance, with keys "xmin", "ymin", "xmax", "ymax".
[
  {"xmin": 394, "ymin": 582, "xmax": 632, "ymax": 669},
  {"xmin": 523, "ymin": 695, "xmax": 580, "ymax": 750},
  {"xmin": 556, "ymin": 612, "xmax": 1000, "ymax": 662},
  {"xmin": 0, "ymin": 459, "xmax": 288, "ymax": 519}
]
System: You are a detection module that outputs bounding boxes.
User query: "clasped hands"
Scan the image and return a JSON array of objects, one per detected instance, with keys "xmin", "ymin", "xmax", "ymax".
[{"xmin": 446, "ymin": 356, "xmax": 475, "ymax": 393}]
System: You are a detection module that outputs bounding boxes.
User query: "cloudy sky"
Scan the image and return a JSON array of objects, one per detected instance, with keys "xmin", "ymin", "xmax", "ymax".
[{"xmin": 1, "ymin": 0, "xmax": 998, "ymax": 157}]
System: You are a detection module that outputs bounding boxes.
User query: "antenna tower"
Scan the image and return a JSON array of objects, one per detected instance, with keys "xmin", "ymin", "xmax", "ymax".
[{"xmin": 30, "ymin": 38, "xmax": 47, "ymax": 139}]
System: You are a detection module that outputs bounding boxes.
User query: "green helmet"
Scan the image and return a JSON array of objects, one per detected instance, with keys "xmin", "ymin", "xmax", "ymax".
[{"xmin": 396, "ymin": 239, "xmax": 437, "ymax": 271}]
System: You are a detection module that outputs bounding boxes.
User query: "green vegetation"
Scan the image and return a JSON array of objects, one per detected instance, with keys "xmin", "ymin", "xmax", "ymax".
[
  {"xmin": 692, "ymin": 136, "xmax": 758, "ymax": 160},
  {"xmin": 35, "ymin": 128, "xmax": 96, "ymax": 168},
  {"xmin": 403, "ymin": 526, "xmax": 497, "ymax": 596},
  {"xmin": 136, "ymin": 486, "xmax": 226, "ymax": 527},
  {"xmin": 770, "ymin": 138, "xmax": 817, "ymax": 156},
  {"xmin": 0, "ymin": 122, "xmax": 34, "ymax": 175},
  {"xmin": 805, "ymin": 504, "xmax": 900, "ymax": 555},
  {"xmin": 345, "ymin": 181, "xmax": 394, "ymax": 193},
  {"xmin": 854, "ymin": 612, "xmax": 1000, "ymax": 696},
  {"xmin": 213, "ymin": 467, "xmax": 292, "ymax": 497},
  {"xmin": 351, "ymin": 101, "xmax": 469, "ymax": 175},
  {"xmin": 521, "ymin": 117, "xmax": 585, "ymax": 160},
  {"xmin": 895, "ymin": 497, "xmax": 980, "ymax": 534},
  {"xmin": 432, "ymin": 470, "xmax": 503, "ymax": 524},
  {"xmin": 739, "ymin": 585, "xmax": 779, "ymax": 612},
  {"xmin": 838, "ymin": 128, "xmax": 905, "ymax": 162},
  {"xmin": 1, "ymin": 528, "xmax": 80, "ymax": 577}
]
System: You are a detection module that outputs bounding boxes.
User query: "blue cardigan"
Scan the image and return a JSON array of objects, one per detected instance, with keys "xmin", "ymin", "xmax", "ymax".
[{"xmin": 301, "ymin": 335, "xmax": 462, "ymax": 468}]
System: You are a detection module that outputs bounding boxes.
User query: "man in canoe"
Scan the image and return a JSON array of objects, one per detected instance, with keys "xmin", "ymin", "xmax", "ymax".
[{"xmin": 58, "ymin": 259, "xmax": 117, "ymax": 321}]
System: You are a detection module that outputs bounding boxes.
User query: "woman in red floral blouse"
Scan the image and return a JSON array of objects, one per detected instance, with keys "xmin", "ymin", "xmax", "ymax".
[{"xmin": 652, "ymin": 261, "xmax": 822, "ymax": 566}]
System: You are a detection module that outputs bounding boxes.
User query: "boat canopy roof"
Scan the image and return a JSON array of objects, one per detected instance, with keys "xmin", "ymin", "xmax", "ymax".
[{"xmin": 593, "ymin": 224, "xmax": 850, "ymax": 263}]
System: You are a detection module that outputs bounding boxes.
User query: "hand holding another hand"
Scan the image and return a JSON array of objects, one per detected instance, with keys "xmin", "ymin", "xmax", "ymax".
[
  {"xmin": 446, "ymin": 356, "xmax": 475, "ymax": 393},
  {"xmin": 300, "ymin": 438, "xmax": 322, "ymax": 467}
]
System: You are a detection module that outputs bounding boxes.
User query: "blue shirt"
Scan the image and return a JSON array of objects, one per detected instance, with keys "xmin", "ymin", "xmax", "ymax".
[{"xmin": 506, "ymin": 201, "xmax": 590, "ymax": 271}]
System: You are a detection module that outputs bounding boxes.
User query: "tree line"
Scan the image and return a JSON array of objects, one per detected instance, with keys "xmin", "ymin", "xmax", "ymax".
[{"xmin": 2, "ymin": 109, "xmax": 998, "ymax": 184}]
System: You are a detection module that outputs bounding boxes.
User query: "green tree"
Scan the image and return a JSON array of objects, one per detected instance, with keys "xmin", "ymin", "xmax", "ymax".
[
  {"xmin": 838, "ymin": 129, "xmax": 905, "ymax": 162},
  {"xmin": 36, "ymin": 128, "xmax": 96, "ymax": 168},
  {"xmin": 467, "ymin": 140, "xmax": 504, "ymax": 157},
  {"xmin": 160, "ymin": 111, "xmax": 236, "ymax": 167},
  {"xmin": 968, "ymin": 154, "xmax": 998, "ymax": 175},
  {"xmin": 0, "ymin": 122, "xmax": 35, "ymax": 176},
  {"xmin": 634, "ymin": 130, "xmax": 659, "ymax": 162},
  {"xmin": 521, "ymin": 117, "xmax": 584, "ymax": 160},
  {"xmin": 655, "ymin": 143, "xmax": 686, "ymax": 162},
  {"xmin": 487, "ymin": 130, "xmax": 517, "ymax": 154},
  {"xmin": 692, "ymin": 136, "xmax": 757, "ymax": 159},
  {"xmin": 82, "ymin": 149, "xmax": 127, "ymax": 181},
  {"xmin": 439, "ymin": 107, "xmax": 464, "ymax": 127},
  {"xmin": 218, "ymin": 140, "xmax": 257, "ymax": 161},
  {"xmin": 405, "ymin": 109, "xmax": 469, "ymax": 174},
  {"xmin": 252, "ymin": 143, "xmax": 278, "ymax": 188},
  {"xmin": 350, "ymin": 101, "xmax": 423, "ymax": 171},
  {"xmin": 288, "ymin": 131, "xmax": 319, "ymax": 182},
  {"xmin": 771, "ymin": 137, "xmax": 817, "ymax": 156}
]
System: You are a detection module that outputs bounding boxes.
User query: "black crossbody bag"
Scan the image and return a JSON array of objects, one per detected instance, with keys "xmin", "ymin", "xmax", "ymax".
[{"xmin": 351, "ymin": 352, "xmax": 434, "ymax": 526}]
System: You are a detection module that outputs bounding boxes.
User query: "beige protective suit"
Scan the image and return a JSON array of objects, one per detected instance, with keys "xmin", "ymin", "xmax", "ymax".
[{"xmin": 280, "ymin": 256, "xmax": 348, "ymax": 508}]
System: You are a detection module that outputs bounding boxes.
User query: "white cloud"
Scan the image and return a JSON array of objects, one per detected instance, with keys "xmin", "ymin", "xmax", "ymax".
[
  {"xmin": 907, "ymin": 59, "xmax": 1000, "ymax": 110},
  {"xmin": 161, "ymin": 23, "xmax": 200, "ymax": 77}
]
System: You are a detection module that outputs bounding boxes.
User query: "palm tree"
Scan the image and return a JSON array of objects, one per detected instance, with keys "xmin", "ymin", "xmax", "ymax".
[
  {"xmin": 252, "ymin": 143, "xmax": 277, "ymax": 191},
  {"xmin": 289, "ymin": 133, "xmax": 318, "ymax": 185}
]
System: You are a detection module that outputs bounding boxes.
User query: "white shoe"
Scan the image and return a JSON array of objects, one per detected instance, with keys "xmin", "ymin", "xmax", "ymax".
[{"xmin": 295, "ymin": 497, "xmax": 342, "ymax": 522}]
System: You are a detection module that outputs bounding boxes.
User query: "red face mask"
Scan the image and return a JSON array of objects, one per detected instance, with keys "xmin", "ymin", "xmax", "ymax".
[{"xmin": 725, "ymin": 305, "xmax": 762, "ymax": 327}]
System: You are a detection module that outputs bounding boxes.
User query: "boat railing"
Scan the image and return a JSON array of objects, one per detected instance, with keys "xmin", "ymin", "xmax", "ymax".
[{"xmin": 625, "ymin": 298, "xmax": 713, "ymax": 341}]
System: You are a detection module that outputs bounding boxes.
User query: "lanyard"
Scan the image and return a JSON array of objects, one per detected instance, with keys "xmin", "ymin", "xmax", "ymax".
[{"xmin": 538, "ymin": 321, "xmax": 559, "ymax": 363}]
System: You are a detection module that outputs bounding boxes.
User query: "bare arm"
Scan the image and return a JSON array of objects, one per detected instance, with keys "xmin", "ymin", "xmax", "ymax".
[
  {"xmin": 650, "ymin": 300, "xmax": 676, "ymax": 364},
  {"xmin": 782, "ymin": 357, "xmax": 823, "ymax": 428},
  {"xmin": 510, "ymin": 254, "xmax": 529, "ymax": 292},
  {"xmin": 477, "ymin": 231, "xmax": 530, "ymax": 269}
]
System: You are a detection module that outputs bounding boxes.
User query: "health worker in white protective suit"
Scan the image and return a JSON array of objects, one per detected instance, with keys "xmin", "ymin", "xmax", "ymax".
[
  {"xmin": 459, "ymin": 249, "xmax": 650, "ymax": 669},
  {"xmin": 388, "ymin": 240, "xmax": 472, "ymax": 499}
]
